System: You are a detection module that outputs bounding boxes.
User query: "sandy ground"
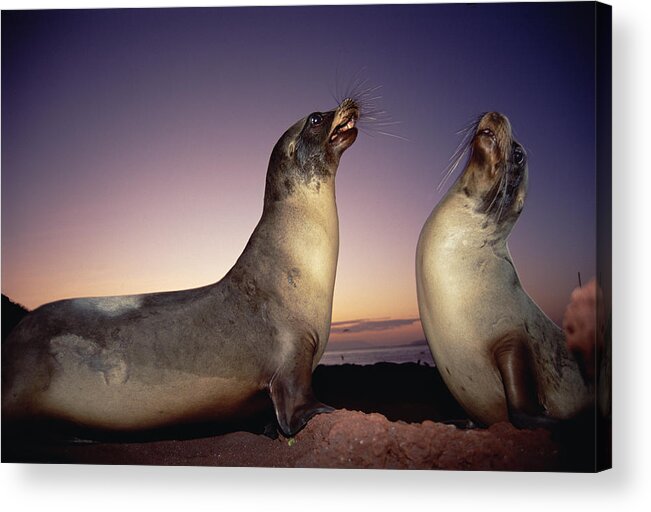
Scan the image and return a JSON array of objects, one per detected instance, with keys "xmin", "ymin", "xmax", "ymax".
[
  {"xmin": 1, "ymin": 363, "xmax": 603, "ymax": 471},
  {"xmin": 3, "ymin": 410, "xmax": 559, "ymax": 470}
]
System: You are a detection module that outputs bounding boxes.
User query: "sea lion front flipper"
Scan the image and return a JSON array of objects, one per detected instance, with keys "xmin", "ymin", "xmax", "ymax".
[
  {"xmin": 268, "ymin": 340, "xmax": 334, "ymax": 437},
  {"xmin": 492, "ymin": 331, "xmax": 557, "ymax": 430}
]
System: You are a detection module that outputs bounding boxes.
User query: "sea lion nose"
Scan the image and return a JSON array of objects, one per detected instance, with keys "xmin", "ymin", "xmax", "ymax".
[
  {"xmin": 482, "ymin": 112, "xmax": 508, "ymax": 127},
  {"xmin": 339, "ymin": 97, "xmax": 359, "ymax": 115},
  {"xmin": 479, "ymin": 113, "xmax": 512, "ymax": 149}
]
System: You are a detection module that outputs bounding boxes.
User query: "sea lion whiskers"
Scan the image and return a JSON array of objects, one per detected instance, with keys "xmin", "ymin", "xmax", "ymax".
[
  {"xmin": 483, "ymin": 155, "xmax": 510, "ymax": 218},
  {"xmin": 437, "ymin": 116, "xmax": 481, "ymax": 191},
  {"xmin": 329, "ymin": 64, "xmax": 370, "ymax": 108},
  {"xmin": 472, "ymin": 113, "xmax": 521, "ymax": 222},
  {"xmin": 371, "ymin": 130, "xmax": 410, "ymax": 142},
  {"xmin": 334, "ymin": 74, "xmax": 407, "ymax": 142},
  {"xmin": 491, "ymin": 141, "xmax": 528, "ymax": 222},
  {"xmin": 340, "ymin": 65, "xmax": 369, "ymax": 102},
  {"xmin": 349, "ymin": 90, "xmax": 386, "ymax": 124},
  {"xmin": 484, "ymin": 165, "xmax": 507, "ymax": 215},
  {"xmin": 493, "ymin": 167, "xmax": 510, "ymax": 222}
]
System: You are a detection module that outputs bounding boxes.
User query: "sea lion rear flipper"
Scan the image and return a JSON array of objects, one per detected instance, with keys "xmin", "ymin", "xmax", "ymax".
[
  {"xmin": 269, "ymin": 341, "xmax": 334, "ymax": 437},
  {"xmin": 492, "ymin": 331, "xmax": 557, "ymax": 430}
]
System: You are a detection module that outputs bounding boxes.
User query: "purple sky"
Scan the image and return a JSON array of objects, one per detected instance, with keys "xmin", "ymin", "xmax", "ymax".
[{"xmin": 1, "ymin": 4, "xmax": 598, "ymax": 346}]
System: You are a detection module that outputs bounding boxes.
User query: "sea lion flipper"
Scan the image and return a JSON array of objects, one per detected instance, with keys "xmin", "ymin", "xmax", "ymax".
[
  {"xmin": 492, "ymin": 331, "xmax": 548, "ymax": 427},
  {"xmin": 269, "ymin": 342, "xmax": 334, "ymax": 437},
  {"xmin": 269, "ymin": 380, "xmax": 334, "ymax": 437}
]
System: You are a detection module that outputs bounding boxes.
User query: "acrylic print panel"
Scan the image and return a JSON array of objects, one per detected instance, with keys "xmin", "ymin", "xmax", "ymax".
[{"xmin": 1, "ymin": 3, "xmax": 611, "ymax": 471}]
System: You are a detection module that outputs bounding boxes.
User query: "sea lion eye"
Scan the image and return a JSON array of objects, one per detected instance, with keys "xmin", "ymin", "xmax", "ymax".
[{"xmin": 309, "ymin": 113, "xmax": 323, "ymax": 126}]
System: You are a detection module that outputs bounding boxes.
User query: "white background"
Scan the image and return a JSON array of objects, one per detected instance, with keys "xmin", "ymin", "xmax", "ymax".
[{"xmin": 1, "ymin": 0, "xmax": 649, "ymax": 510}]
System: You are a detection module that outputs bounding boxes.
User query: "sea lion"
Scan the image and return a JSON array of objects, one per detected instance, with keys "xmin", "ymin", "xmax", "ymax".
[
  {"xmin": 2, "ymin": 98, "xmax": 360, "ymax": 438},
  {"xmin": 416, "ymin": 112, "xmax": 593, "ymax": 428}
]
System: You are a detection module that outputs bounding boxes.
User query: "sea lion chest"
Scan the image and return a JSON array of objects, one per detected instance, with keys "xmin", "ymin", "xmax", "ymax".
[{"xmin": 239, "ymin": 193, "xmax": 339, "ymax": 352}]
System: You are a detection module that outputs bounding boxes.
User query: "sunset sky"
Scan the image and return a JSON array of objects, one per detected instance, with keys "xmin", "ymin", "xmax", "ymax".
[{"xmin": 1, "ymin": 4, "xmax": 598, "ymax": 347}]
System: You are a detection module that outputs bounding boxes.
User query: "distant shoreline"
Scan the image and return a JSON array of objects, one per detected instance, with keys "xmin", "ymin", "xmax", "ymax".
[
  {"xmin": 324, "ymin": 338, "xmax": 428, "ymax": 353},
  {"xmin": 320, "ymin": 341, "xmax": 434, "ymax": 367}
]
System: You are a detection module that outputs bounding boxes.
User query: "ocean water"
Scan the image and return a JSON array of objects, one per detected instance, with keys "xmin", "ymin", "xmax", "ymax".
[{"xmin": 320, "ymin": 344, "xmax": 435, "ymax": 366}]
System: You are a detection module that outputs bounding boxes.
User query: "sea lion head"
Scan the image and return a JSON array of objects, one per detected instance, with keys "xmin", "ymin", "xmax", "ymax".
[
  {"xmin": 458, "ymin": 112, "xmax": 528, "ymax": 230},
  {"xmin": 264, "ymin": 98, "xmax": 359, "ymax": 204}
]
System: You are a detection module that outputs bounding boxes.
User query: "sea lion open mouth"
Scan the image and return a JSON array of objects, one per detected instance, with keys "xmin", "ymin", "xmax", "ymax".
[
  {"xmin": 330, "ymin": 111, "xmax": 357, "ymax": 143},
  {"xmin": 329, "ymin": 100, "xmax": 360, "ymax": 147}
]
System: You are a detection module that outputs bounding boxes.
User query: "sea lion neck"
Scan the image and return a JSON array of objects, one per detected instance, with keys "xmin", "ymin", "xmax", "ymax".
[
  {"xmin": 231, "ymin": 182, "xmax": 340, "ymax": 290},
  {"xmin": 437, "ymin": 189, "xmax": 512, "ymax": 249},
  {"xmin": 263, "ymin": 164, "xmax": 337, "ymax": 210},
  {"xmin": 262, "ymin": 144, "xmax": 338, "ymax": 207}
]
